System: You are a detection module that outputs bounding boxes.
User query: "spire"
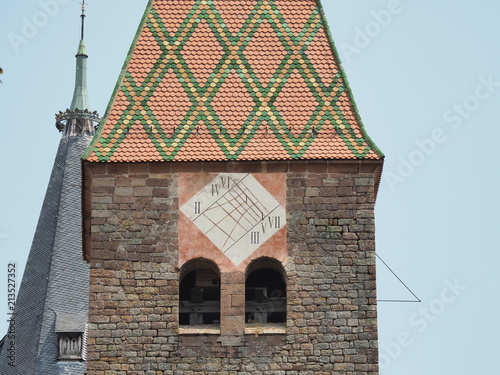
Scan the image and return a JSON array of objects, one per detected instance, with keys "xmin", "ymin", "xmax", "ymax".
[
  {"xmin": 56, "ymin": 1, "xmax": 100, "ymax": 136},
  {"xmin": 71, "ymin": 1, "xmax": 89, "ymax": 111},
  {"xmin": 0, "ymin": 4, "xmax": 94, "ymax": 372}
]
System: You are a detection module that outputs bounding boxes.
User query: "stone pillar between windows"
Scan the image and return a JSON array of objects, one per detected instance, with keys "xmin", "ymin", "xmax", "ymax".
[{"xmin": 219, "ymin": 271, "xmax": 245, "ymax": 343}]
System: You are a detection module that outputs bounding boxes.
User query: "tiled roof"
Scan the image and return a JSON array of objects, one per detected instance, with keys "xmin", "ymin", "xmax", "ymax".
[
  {"xmin": 85, "ymin": 0, "xmax": 383, "ymax": 162},
  {"xmin": 0, "ymin": 136, "xmax": 91, "ymax": 374}
]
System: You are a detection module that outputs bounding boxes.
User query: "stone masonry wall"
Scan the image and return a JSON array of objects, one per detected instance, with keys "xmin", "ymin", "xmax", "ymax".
[{"xmin": 83, "ymin": 161, "xmax": 381, "ymax": 375}]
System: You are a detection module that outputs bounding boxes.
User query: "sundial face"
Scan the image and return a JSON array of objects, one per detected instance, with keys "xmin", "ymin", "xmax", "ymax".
[{"xmin": 180, "ymin": 173, "xmax": 286, "ymax": 266}]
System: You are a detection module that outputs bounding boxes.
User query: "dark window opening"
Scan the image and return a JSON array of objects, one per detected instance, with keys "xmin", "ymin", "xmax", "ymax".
[
  {"xmin": 246, "ymin": 263, "xmax": 286, "ymax": 324},
  {"xmin": 179, "ymin": 264, "xmax": 220, "ymax": 326},
  {"xmin": 58, "ymin": 332, "xmax": 83, "ymax": 360}
]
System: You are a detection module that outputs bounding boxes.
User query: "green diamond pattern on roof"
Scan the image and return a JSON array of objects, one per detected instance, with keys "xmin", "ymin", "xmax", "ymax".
[{"xmin": 85, "ymin": 0, "xmax": 383, "ymax": 162}]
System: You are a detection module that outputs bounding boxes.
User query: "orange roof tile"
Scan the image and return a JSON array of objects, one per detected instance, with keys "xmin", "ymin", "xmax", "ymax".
[{"xmin": 85, "ymin": 0, "xmax": 383, "ymax": 162}]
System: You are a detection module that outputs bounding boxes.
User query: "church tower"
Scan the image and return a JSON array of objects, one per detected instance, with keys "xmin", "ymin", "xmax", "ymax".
[
  {"xmin": 0, "ymin": 4, "xmax": 99, "ymax": 373},
  {"xmin": 83, "ymin": 0, "xmax": 383, "ymax": 374}
]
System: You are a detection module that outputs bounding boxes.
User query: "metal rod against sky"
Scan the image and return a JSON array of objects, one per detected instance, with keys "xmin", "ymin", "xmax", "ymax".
[{"xmin": 81, "ymin": 1, "xmax": 86, "ymax": 40}]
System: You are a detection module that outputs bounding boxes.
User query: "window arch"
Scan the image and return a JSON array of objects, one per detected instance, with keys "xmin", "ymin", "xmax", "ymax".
[
  {"xmin": 179, "ymin": 259, "xmax": 220, "ymax": 326},
  {"xmin": 245, "ymin": 258, "xmax": 286, "ymax": 324}
]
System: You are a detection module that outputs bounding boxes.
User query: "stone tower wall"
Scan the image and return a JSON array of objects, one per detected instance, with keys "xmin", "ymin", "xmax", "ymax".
[{"xmin": 84, "ymin": 160, "xmax": 381, "ymax": 375}]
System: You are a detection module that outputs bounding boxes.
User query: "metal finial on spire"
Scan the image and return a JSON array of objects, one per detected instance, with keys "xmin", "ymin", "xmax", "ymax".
[
  {"xmin": 80, "ymin": 1, "xmax": 86, "ymax": 40},
  {"xmin": 55, "ymin": 0, "xmax": 100, "ymax": 136}
]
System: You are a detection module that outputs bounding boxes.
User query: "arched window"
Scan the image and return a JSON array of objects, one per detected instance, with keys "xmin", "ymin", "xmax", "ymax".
[
  {"xmin": 245, "ymin": 258, "xmax": 286, "ymax": 324},
  {"xmin": 179, "ymin": 259, "xmax": 220, "ymax": 326}
]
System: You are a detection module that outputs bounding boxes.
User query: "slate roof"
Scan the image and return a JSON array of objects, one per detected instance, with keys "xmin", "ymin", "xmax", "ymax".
[
  {"xmin": 0, "ymin": 9, "xmax": 95, "ymax": 372},
  {"xmin": 0, "ymin": 135, "xmax": 91, "ymax": 375},
  {"xmin": 84, "ymin": 0, "xmax": 383, "ymax": 163}
]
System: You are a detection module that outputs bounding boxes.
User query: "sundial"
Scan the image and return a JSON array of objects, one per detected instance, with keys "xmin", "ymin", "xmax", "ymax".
[{"xmin": 180, "ymin": 173, "xmax": 286, "ymax": 265}]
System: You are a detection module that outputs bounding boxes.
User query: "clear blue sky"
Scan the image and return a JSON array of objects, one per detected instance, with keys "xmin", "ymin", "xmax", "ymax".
[{"xmin": 1, "ymin": 1, "xmax": 499, "ymax": 374}]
